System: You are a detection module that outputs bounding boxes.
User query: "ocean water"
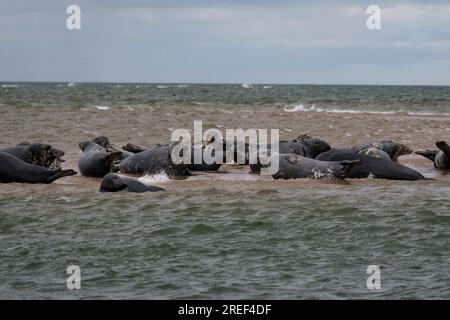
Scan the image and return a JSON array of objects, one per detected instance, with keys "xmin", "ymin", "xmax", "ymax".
[{"xmin": 0, "ymin": 83, "xmax": 449, "ymax": 299}]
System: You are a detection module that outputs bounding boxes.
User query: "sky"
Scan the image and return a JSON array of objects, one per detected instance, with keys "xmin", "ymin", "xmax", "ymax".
[{"xmin": 0, "ymin": 0, "xmax": 450, "ymax": 85}]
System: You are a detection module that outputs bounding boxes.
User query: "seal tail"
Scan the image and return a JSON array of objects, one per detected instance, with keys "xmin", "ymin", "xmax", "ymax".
[
  {"xmin": 46, "ymin": 169, "xmax": 77, "ymax": 184},
  {"xmin": 339, "ymin": 160, "xmax": 360, "ymax": 179},
  {"xmin": 415, "ymin": 150, "xmax": 438, "ymax": 162},
  {"xmin": 122, "ymin": 143, "xmax": 145, "ymax": 154},
  {"xmin": 436, "ymin": 141, "xmax": 450, "ymax": 159}
]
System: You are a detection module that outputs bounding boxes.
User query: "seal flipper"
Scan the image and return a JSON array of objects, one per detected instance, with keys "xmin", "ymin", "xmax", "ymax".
[
  {"xmin": 415, "ymin": 150, "xmax": 438, "ymax": 162},
  {"xmin": 122, "ymin": 143, "xmax": 145, "ymax": 154},
  {"xmin": 46, "ymin": 169, "xmax": 77, "ymax": 184},
  {"xmin": 436, "ymin": 141, "xmax": 450, "ymax": 159},
  {"xmin": 338, "ymin": 160, "xmax": 360, "ymax": 179}
]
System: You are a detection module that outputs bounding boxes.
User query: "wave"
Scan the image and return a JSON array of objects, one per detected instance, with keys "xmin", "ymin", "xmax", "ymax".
[
  {"xmin": 138, "ymin": 173, "xmax": 170, "ymax": 184},
  {"xmin": 95, "ymin": 105, "xmax": 110, "ymax": 111},
  {"xmin": 282, "ymin": 102, "xmax": 444, "ymax": 115},
  {"xmin": 157, "ymin": 85, "xmax": 169, "ymax": 89},
  {"xmin": 67, "ymin": 82, "xmax": 75, "ymax": 87},
  {"xmin": 241, "ymin": 83, "xmax": 253, "ymax": 89},
  {"xmin": 1, "ymin": 84, "xmax": 19, "ymax": 88}
]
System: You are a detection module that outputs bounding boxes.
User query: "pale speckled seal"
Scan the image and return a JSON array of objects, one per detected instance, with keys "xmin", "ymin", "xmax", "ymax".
[
  {"xmin": 415, "ymin": 140, "xmax": 450, "ymax": 169},
  {"xmin": 0, "ymin": 142, "xmax": 65, "ymax": 170},
  {"xmin": 260, "ymin": 153, "xmax": 359, "ymax": 180}
]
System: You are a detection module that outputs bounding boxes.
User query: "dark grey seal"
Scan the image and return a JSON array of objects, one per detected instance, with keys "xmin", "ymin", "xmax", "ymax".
[
  {"xmin": 0, "ymin": 152, "xmax": 76, "ymax": 184},
  {"xmin": 317, "ymin": 150, "xmax": 426, "ymax": 181},
  {"xmin": 415, "ymin": 141, "xmax": 450, "ymax": 169},
  {"xmin": 118, "ymin": 143, "xmax": 190, "ymax": 177},
  {"xmin": 99, "ymin": 173, "xmax": 165, "ymax": 193},
  {"xmin": 78, "ymin": 141, "xmax": 122, "ymax": 177}
]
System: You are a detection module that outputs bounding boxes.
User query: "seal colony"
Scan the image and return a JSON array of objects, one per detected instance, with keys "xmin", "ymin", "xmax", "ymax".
[{"xmin": 0, "ymin": 134, "xmax": 445, "ymax": 192}]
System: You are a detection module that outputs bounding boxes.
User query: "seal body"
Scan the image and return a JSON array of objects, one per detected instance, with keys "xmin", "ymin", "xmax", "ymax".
[
  {"xmin": 0, "ymin": 152, "xmax": 76, "ymax": 184},
  {"xmin": 264, "ymin": 153, "xmax": 358, "ymax": 180},
  {"xmin": 416, "ymin": 141, "xmax": 450, "ymax": 169},
  {"xmin": 352, "ymin": 141, "xmax": 412, "ymax": 161},
  {"xmin": 0, "ymin": 143, "xmax": 65, "ymax": 170},
  {"xmin": 118, "ymin": 144, "xmax": 190, "ymax": 177},
  {"xmin": 78, "ymin": 141, "xmax": 121, "ymax": 177},
  {"xmin": 99, "ymin": 173, "xmax": 165, "ymax": 193},
  {"xmin": 317, "ymin": 150, "xmax": 425, "ymax": 180}
]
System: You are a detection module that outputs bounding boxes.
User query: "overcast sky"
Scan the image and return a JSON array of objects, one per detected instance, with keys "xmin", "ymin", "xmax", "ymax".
[{"xmin": 1, "ymin": 0, "xmax": 449, "ymax": 85}]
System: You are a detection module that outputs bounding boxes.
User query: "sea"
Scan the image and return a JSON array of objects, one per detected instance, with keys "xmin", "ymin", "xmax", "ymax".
[{"xmin": 0, "ymin": 82, "xmax": 449, "ymax": 299}]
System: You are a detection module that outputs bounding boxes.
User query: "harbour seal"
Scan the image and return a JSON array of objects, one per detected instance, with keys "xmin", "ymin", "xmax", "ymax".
[
  {"xmin": 0, "ymin": 152, "xmax": 76, "ymax": 184},
  {"xmin": 0, "ymin": 142, "xmax": 65, "ymax": 170},
  {"xmin": 260, "ymin": 153, "xmax": 359, "ymax": 180},
  {"xmin": 317, "ymin": 150, "xmax": 426, "ymax": 180},
  {"xmin": 79, "ymin": 141, "xmax": 122, "ymax": 177},
  {"xmin": 99, "ymin": 173, "xmax": 165, "ymax": 193},
  {"xmin": 415, "ymin": 140, "xmax": 450, "ymax": 169},
  {"xmin": 118, "ymin": 143, "xmax": 190, "ymax": 177}
]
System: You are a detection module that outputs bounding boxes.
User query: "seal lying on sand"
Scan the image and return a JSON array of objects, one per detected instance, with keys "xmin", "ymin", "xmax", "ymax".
[
  {"xmin": 352, "ymin": 140, "xmax": 412, "ymax": 161},
  {"xmin": 249, "ymin": 135, "xmax": 331, "ymax": 172},
  {"xmin": 259, "ymin": 153, "xmax": 359, "ymax": 180},
  {"xmin": 118, "ymin": 143, "xmax": 190, "ymax": 177},
  {"xmin": 317, "ymin": 150, "xmax": 426, "ymax": 180},
  {"xmin": 0, "ymin": 152, "xmax": 76, "ymax": 184},
  {"xmin": 79, "ymin": 141, "xmax": 122, "ymax": 177},
  {"xmin": 99, "ymin": 173, "xmax": 165, "ymax": 193},
  {"xmin": 0, "ymin": 142, "xmax": 65, "ymax": 170},
  {"xmin": 415, "ymin": 141, "xmax": 450, "ymax": 169}
]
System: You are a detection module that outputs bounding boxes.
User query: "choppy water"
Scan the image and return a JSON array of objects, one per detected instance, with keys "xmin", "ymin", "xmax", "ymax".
[{"xmin": 1, "ymin": 83, "xmax": 449, "ymax": 299}]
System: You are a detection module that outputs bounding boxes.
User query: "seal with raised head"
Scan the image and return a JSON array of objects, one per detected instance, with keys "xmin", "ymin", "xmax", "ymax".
[
  {"xmin": 317, "ymin": 150, "xmax": 426, "ymax": 180},
  {"xmin": 415, "ymin": 140, "xmax": 450, "ymax": 169},
  {"xmin": 0, "ymin": 152, "xmax": 76, "ymax": 184},
  {"xmin": 260, "ymin": 153, "xmax": 359, "ymax": 180},
  {"xmin": 118, "ymin": 142, "xmax": 190, "ymax": 177},
  {"xmin": 0, "ymin": 142, "xmax": 65, "ymax": 170},
  {"xmin": 99, "ymin": 173, "xmax": 165, "ymax": 193},
  {"xmin": 352, "ymin": 140, "xmax": 412, "ymax": 161},
  {"xmin": 92, "ymin": 136, "xmax": 131, "ymax": 162},
  {"xmin": 78, "ymin": 141, "xmax": 122, "ymax": 177}
]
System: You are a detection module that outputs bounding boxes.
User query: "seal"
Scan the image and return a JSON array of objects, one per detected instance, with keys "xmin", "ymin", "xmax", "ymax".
[
  {"xmin": 118, "ymin": 143, "xmax": 190, "ymax": 177},
  {"xmin": 0, "ymin": 142, "xmax": 65, "ymax": 170},
  {"xmin": 260, "ymin": 153, "xmax": 359, "ymax": 180},
  {"xmin": 0, "ymin": 152, "xmax": 76, "ymax": 184},
  {"xmin": 78, "ymin": 141, "xmax": 122, "ymax": 177},
  {"xmin": 249, "ymin": 135, "xmax": 331, "ymax": 173},
  {"xmin": 352, "ymin": 140, "xmax": 412, "ymax": 161},
  {"xmin": 415, "ymin": 140, "xmax": 450, "ymax": 169},
  {"xmin": 317, "ymin": 150, "xmax": 426, "ymax": 180},
  {"xmin": 99, "ymin": 173, "xmax": 165, "ymax": 193}
]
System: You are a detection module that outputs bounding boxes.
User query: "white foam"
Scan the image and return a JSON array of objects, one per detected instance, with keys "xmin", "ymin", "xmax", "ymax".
[
  {"xmin": 263, "ymin": 85, "xmax": 272, "ymax": 89},
  {"xmin": 176, "ymin": 84, "xmax": 188, "ymax": 88},
  {"xmin": 138, "ymin": 173, "xmax": 170, "ymax": 184},
  {"xmin": 1, "ymin": 84, "xmax": 18, "ymax": 88},
  {"xmin": 67, "ymin": 82, "xmax": 75, "ymax": 87},
  {"xmin": 95, "ymin": 105, "xmax": 110, "ymax": 111},
  {"xmin": 283, "ymin": 102, "xmax": 398, "ymax": 115},
  {"xmin": 241, "ymin": 83, "xmax": 253, "ymax": 89},
  {"xmin": 157, "ymin": 85, "xmax": 169, "ymax": 89}
]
